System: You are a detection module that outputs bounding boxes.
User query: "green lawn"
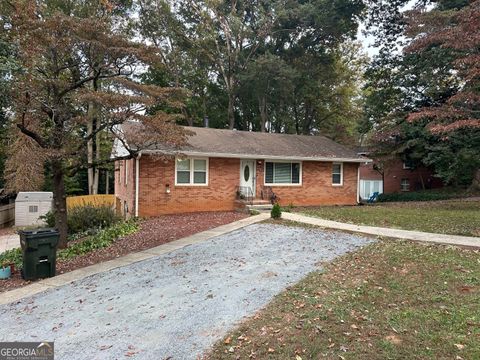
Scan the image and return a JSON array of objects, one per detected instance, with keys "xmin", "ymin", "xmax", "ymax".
[
  {"xmin": 208, "ymin": 236, "xmax": 480, "ymax": 359},
  {"xmin": 297, "ymin": 199, "xmax": 480, "ymax": 237}
]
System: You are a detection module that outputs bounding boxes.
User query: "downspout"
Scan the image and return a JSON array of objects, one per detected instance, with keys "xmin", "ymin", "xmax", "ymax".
[
  {"xmin": 135, "ymin": 152, "xmax": 142, "ymax": 217},
  {"xmin": 357, "ymin": 164, "xmax": 360, "ymax": 204}
]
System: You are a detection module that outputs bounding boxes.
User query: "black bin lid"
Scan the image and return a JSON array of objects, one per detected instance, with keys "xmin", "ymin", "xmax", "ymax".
[{"xmin": 19, "ymin": 228, "xmax": 59, "ymax": 236}]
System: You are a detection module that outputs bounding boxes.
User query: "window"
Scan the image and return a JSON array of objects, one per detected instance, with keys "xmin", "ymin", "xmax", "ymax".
[
  {"xmin": 265, "ymin": 162, "xmax": 301, "ymax": 185},
  {"xmin": 29, "ymin": 205, "xmax": 38, "ymax": 213},
  {"xmin": 403, "ymin": 160, "xmax": 414, "ymax": 170},
  {"xmin": 175, "ymin": 158, "xmax": 208, "ymax": 185},
  {"xmin": 401, "ymin": 178, "xmax": 410, "ymax": 192},
  {"xmin": 332, "ymin": 163, "xmax": 343, "ymax": 186}
]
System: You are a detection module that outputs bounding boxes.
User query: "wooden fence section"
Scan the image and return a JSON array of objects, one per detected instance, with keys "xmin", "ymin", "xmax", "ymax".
[
  {"xmin": 66, "ymin": 195, "xmax": 116, "ymax": 210},
  {"xmin": 0, "ymin": 203, "xmax": 15, "ymax": 228}
]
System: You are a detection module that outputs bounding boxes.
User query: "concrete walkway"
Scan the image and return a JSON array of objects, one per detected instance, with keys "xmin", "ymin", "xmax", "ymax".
[
  {"xmin": 0, "ymin": 213, "xmax": 270, "ymax": 306},
  {"xmin": 283, "ymin": 212, "xmax": 480, "ymax": 249},
  {"xmin": 0, "ymin": 233, "xmax": 20, "ymax": 254}
]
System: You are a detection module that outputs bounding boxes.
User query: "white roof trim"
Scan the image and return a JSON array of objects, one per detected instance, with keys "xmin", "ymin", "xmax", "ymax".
[{"xmin": 141, "ymin": 149, "xmax": 372, "ymax": 163}]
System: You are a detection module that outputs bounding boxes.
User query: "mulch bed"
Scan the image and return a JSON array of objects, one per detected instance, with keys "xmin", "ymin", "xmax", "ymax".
[{"xmin": 0, "ymin": 211, "xmax": 248, "ymax": 293}]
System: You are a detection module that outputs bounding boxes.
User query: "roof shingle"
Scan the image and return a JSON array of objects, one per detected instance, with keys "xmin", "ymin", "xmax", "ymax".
[{"xmin": 121, "ymin": 123, "xmax": 366, "ymax": 162}]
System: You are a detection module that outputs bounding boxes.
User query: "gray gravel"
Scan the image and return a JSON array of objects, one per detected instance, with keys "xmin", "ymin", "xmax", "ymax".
[{"xmin": 0, "ymin": 223, "xmax": 373, "ymax": 359}]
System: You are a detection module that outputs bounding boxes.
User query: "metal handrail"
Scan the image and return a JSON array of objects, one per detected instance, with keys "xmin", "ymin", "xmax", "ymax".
[
  {"xmin": 236, "ymin": 186, "xmax": 254, "ymax": 205},
  {"xmin": 261, "ymin": 186, "xmax": 277, "ymax": 204}
]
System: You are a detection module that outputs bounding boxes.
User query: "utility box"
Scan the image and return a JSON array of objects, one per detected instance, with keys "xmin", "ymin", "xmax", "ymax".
[
  {"xmin": 15, "ymin": 192, "xmax": 53, "ymax": 227},
  {"xmin": 20, "ymin": 228, "xmax": 59, "ymax": 280}
]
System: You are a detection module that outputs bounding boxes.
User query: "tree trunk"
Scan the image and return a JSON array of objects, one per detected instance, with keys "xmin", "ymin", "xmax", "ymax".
[
  {"xmin": 228, "ymin": 91, "xmax": 235, "ymax": 129},
  {"xmin": 259, "ymin": 96, "xmax": 267, "ymax": 133},
  {"xmin": 87, "ymin": 108, "xmax": 94, "ymax": 194},
  {"xmin": 419, "ymin": 173, "xmax": 425, "ymax": 190},
  {"xmin": 52, "ymin": 160, "xmax": 68, "ymax": 249},
  {"xmin": 93, "ymin": 130, "xmax": 100, "ymax": 193},
  {"xmin": 87, "ymin": 79, "xmax": 99, "ymax": 195},
  {"xmin": 293, "ymin": 100, "xmax": 300, "ymax": 135},
  {"xmin": 470, "ymin": 169, "xmax": 480, "ymax": 191}
]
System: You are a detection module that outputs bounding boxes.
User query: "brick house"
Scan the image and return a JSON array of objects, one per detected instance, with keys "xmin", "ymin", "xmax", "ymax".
[
  {"xmin": 358, "ymin": 149, "xmax": 443, "ymax": 200},
  {"xmin": 113, "ymin": 124, "xmax": 369, "ymax": 217}
]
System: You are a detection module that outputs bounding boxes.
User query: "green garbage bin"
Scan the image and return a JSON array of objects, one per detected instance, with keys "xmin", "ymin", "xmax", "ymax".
[{"xmin": 19, "ymin": 228, "xmax": 59, "ymax": 280}]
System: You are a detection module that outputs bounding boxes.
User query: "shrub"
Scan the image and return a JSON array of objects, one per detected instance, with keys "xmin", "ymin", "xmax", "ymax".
[
  {"xmin": 58, "ymin": 219, "xmax": 139, "ymax": 260},
  {"xmin": 41, "ymin": 206, "xmax": 121, "ymax": 234},
  {"xmin": 39, "ymin": 211, "xmax": 55, "ymax": 228},
  {"xmin": 377, "ymin": 189, "xmax": 472, "ymax": 203},
  {"xmin": 67, "ymin": 205, "xmax": 120, "ymax": 234},
  {"xmin": 0, "ymin": 248, "xmax": 23, "ymax": 270},
  {"xmin": 271, "ymin": 203, "xmax": 282, "ymax": 219},
  {"xmin": 249, "ymin": 209, "xmax": 260, "ymax": 216}
]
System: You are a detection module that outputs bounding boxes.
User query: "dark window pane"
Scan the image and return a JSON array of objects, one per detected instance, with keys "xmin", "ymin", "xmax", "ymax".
[
  {"xmin": 332, "ymin": 164, "xmax": 341, "ymax": 174},
  {"xmin": 194, "ymin": 172, "xmax": 206, "ymax": 184},
  {"xmin": 274, "ymin": 163, "xmax": 291, "ymax": 183},
  {"xmin": 292, "ymin": 163, "xmax": 300, "ymax": 183},
  {"xmin": 177, "ymin": 171, "xmax": 190, "ymax": 184},
  {"xmin": 265, "ymin": 162, "xmax": 274, "ymax": 183},
  {"xmin": 332, "ymin": 173, "xmax": 341, "ymax": 184},
  {"xmin": 244, "ymin": 165, "xmax": 250, "ymax": 181}
]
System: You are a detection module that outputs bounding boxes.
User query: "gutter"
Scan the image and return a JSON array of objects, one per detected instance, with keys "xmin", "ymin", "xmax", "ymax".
[
  {"xmin": 135, "ymin": 152, "xmax": 142, "ymax": 217},
  {"xmin": 140, "ymin": 149, "xmax": 372, "ymax": 164}
]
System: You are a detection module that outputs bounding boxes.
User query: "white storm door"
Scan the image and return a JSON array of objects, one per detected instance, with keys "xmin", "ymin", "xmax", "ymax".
[{"xmin": 240, "ymin": 160, "xmax": 256, "ymax": 197}]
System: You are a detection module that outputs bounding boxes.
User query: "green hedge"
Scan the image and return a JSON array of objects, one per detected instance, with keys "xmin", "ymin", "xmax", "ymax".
[{"xmin": 377, "ymin": 190, "xmax": 470, "ymax": 203}]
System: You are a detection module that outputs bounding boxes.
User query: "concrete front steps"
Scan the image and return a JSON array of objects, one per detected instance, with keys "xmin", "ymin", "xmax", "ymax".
[{"xmin": 235, "ymin": 199, "xmax": 273, "ymax": 212}]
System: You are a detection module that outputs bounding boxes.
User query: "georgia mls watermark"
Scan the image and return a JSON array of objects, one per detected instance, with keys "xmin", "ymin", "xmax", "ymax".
[{"xmin": 0, "ymin": 342, "xmax": 54, "ymax": 360}]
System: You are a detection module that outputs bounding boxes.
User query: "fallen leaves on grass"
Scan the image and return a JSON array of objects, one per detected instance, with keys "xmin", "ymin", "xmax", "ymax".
[
  {"xmin": 206, "ymin": 240, "xmax": 480, "ymax": 359},
  {"xmin": 385, "ymin": 335, "xmax": 402, "ymax": 345}
]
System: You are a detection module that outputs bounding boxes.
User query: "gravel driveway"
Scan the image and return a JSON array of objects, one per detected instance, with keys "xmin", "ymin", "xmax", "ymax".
[{"xmin": 0, "ymin": 223, "xmax": 373, "ymax": 359}]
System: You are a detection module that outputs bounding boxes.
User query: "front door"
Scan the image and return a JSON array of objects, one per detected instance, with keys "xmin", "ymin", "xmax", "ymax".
[{"xmin": 240, "ymin": 160, "xmax": 256, "ymax": 197}]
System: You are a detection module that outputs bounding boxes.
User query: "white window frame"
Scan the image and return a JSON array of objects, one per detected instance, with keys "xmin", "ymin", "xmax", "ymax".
[
  {"xmin": 332, "ymin": 162, "xmax": 344, "ymax": 186},
  {"xmin": 29, "ymin": 205, "xmax": 38, "ymax": 213},
  {"xmin": 400, "ymin": 178, "xmax": 410, "ymax": 192},
  {"xmin": 175, "ymin": 157, "xmax": 209, "ymax": 186},
  {"xmin": 264, "ymin": 160, "xmax": 302, "ymax": 186},
  {"xmin": 403, "ymin": 161, "xmax": 413, "ymax": 170}
]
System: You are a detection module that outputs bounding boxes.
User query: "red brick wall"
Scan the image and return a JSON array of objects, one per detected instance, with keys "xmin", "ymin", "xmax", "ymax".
[
  {"xmin": 114, "ymin": 159, "xmax": 136, "ymax": 218},
  {"xmin": 255, "ymin": 160, "xmax": 358, "ymax": 207},
  {"xmin": 137, "ymin": 156, "xmax": 240, "ymax": 217},
  {"xmin": 359, "ymin": 159, "xmax": 443, "ymax": 193},
  {"xmin": 116, "ymin": 155, "xmax": 360, "ymax": 217}
]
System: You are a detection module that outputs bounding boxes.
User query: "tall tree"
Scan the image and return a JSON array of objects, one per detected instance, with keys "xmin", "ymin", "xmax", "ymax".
[
  {"xmin": 175, "ymin": 0, "xmax": 275, "ymax": 129},
  {"xmin": 406, "ymin": 0, "xmax": 480, "ymax": 188},
  {"xmin": 363, "ymin": 0, "xmax": 480, "ymax": 188},
  {"xmin": 7, "ymin": 0, "xmax": 186, "ymax": 246}
]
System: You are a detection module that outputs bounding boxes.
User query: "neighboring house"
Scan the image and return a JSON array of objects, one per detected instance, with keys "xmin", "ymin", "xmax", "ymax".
[
  {"xmin": 358, "ymin": 149, "xmax": 443, "ymax": 200},
  {"xmin": 112, "ymin": 124, "xmax": 369, "ymax": 217}
]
